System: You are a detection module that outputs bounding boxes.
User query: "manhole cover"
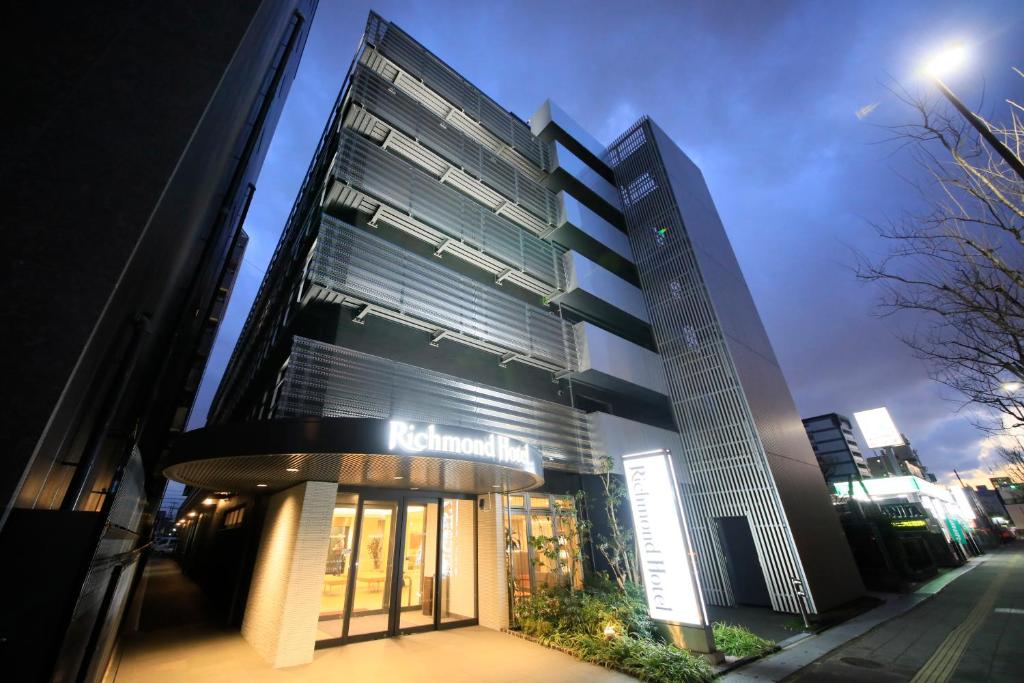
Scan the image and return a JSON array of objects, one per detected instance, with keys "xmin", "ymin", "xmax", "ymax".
[{"xmin": 840, "ymin": 657, "xmax": 883, "ymax": 669}]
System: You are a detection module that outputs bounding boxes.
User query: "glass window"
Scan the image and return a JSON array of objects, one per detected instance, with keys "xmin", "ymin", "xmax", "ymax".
[
  {"xmin": 505, "ymin": 493, "xmax": 585, "ymax": 599},
  {"xmin": 529, "ymin": 512, "xmax": 559, "ymax": 589},
  {"xmin": 508, "ymin": 510, "xmax": 530, "ymax": 598},
  {"xmin": 317, "ymin": 493, "xmax": 358, "ymax": 641},
  {"xmin": 508, "ymin": 494, "xmax": 526, "ymax": 508}
]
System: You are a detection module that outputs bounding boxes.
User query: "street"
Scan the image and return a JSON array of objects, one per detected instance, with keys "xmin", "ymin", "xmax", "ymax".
[{"xmin": 787, "ymin": 543, "xmax": 1024, "ymax": 682}]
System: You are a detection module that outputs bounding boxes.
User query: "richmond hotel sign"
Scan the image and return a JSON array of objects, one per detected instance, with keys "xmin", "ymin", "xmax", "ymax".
[
  {"xmin": 387, "ymin": 420, "xmax": 534, "ymax": 469},
  {"xmin": 622, "ymin": 449, "xmax": 707, "ymax": 629}
]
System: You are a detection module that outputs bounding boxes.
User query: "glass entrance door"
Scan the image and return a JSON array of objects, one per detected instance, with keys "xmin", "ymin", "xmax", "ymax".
[
  {"xmin": 347, "ymin": 500, "xmax": 399, "ymax": 639},
  {"xmin": 316, "ymin": 490, "xmax": 477, "ymax": 648},
  {"xmin": 397, "ymin": 500, "xmax": 439, "ymax": 633}
]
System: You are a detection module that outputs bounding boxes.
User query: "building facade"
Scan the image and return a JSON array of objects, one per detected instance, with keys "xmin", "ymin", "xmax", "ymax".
[
  {"xmin": 166, "ymin": 11, "xmax": 861, "ymax": 668},
  {"xmin": 867, "ymin": 435, "xmax": 936, "ymax": 482},
  {"xmin": 802, "ymin": 413, "xmax": 871, "ymax": 483},
  {"xmin": 0, "ymin": 3, "xmax": 316, "ymax": 681}
]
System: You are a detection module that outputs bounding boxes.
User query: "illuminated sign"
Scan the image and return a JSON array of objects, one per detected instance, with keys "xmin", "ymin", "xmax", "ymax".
[
  {"xmin": 621, "ymin": 449, "xmax": 706, "ymax": 627},
  {"xmin": 387, "ymin": 421, "xmax": 530, "ymax": 467},
  {"xmin": 853, "ymin": 408, "xmax": 905, "ymax": 448},
  {"xmin": 890, "ymin": 519, "xmax": 927, "ymax": 529}
]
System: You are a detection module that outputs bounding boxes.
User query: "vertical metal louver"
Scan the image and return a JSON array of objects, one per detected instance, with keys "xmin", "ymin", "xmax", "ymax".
[
  {"xmin": 276, "ymin": 336, "xmax": 597, "ymax": 472},
  {"xmin": 608, "ymin": 118, "xmax": 810, "ymax": 614}
]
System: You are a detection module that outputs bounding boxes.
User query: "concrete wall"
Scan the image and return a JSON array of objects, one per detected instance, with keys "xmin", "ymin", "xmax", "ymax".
[{"xmin": 242, "ymin": 481, "xmax": 335, "ymax": 668}]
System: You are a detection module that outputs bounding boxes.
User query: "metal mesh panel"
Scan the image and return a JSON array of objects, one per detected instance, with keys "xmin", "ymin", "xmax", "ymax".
[
  {"xmin": 308, "ymin": 216, "xmax": 577, "ymax": 370},
  {"xmin": 364, "ymin": 12, "xmax": 548, "ymax": 170},
  {"xmin": 276, "ymin": 336, "xmax": 597, "ymax": 472},
  {"xmin": 331, "ymin": 129, "xmax": 565, "ymax": 289},
  {"xmin": 608, "ymin": 118, "xmax": 807, "ymax": 614},
  {"xmin": 347, "ymin": 65, "xmax": 557, "ymax": 225}
]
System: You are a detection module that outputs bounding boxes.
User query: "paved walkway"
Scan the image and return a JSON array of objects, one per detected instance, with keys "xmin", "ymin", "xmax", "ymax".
[
  {"xmin": 110, "ymin": 559, "xmax": 635, "ymax": 682},
  {"xmin": 724, "ymin": 543, "xmax": 1022, "ymax": 682}
]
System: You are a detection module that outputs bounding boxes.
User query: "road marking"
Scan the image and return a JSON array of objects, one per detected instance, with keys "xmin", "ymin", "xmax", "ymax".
[
  {"xmin": 994, "ymin": 607, "xmax": 1024, "ymax": 615},
  {"xmin": 910, "ymin": 555, "xmax": 1020, "ymax": 683}
]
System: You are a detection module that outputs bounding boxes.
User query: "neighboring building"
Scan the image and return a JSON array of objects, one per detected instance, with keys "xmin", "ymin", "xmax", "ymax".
[
  {"xmin": 990, "ymin": 478, "xmax": 1024, "ymax": 527},
  {"xmin": 0, "ymin": 3, "xmax": 316, "ymax": 681},
  {"xmin": 165, "ymin": 11, "xmax": 862, "ymax": 669},
  {"xmin": 867, "ymin": 433, "xmax": 935, "ymax": 481},
  {"xmin": 802, "ymin": 413, "xmax": 871, "ymax": 483}
]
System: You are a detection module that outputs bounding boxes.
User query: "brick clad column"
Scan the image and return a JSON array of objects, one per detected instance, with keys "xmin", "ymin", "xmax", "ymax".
[
  {"xmin": 476, "ymin": 493, "xmax": 509, "ymax": 630},
  {"xmin": 242, "ymin": 481, "xmax": 335, "ymax": 668}
]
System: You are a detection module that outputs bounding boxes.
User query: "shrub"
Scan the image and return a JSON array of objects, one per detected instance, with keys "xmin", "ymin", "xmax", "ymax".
[
  {"xmin": 514, "ymin": 582, "xmax": 713, "ymax": 682},
  {"xmin": 712, "ymin": 622, "xmax": 776, "ymax": 658}
]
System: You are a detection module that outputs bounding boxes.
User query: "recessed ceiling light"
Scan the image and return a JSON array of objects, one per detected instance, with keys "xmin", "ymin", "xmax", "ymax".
[
  {"xmin": 286, "ymin": 468, "xmax": 299, "ymax": 472},
  {"xmin": 491, "ymin": 484, "xmax": 502, "ymax": 488},
  {"xmin": 256, "ymin": 483, "xmax": 268, "ymax": 488},
  {"xmin": 392, "ymin": 476, "xmax": 404, "ymax": 480}
]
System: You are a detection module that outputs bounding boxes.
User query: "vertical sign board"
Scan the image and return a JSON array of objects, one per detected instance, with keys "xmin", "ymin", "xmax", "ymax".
[{"xmin": 621, "ymin": 449, "xmax": 713, "ymax": 652}]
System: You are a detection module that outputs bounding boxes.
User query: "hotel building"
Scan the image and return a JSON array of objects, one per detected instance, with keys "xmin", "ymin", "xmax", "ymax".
[{"xmin": 167, "ymin": 11, "xmax": 863, "ymax": 667}]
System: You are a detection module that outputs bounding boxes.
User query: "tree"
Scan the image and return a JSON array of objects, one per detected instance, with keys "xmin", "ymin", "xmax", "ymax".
[
  {"xmin": 585, "ymin": 456, "xmax": 641, "ymax": 590},
  {"xmin": 996, "ymin": 440, "xmax": 1024, "ymax": 483},
  {"xmin": 858, "ymin": 69, "xmax": 1024, "ymax": 436}
]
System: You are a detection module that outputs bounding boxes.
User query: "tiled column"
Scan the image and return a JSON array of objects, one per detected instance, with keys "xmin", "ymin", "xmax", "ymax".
[
  {"xmin": 242, "ymin": 481, "xmax": 335, "ymax": 668},
  {"xmin": 476, "ymin": 493, "xmax": 509, "ymax": 630}
]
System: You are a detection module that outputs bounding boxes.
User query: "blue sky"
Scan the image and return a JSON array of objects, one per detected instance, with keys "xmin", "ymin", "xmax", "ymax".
[{"xmin": 188, "ymin": 0, "xmax": 1024, "ymax": 487}]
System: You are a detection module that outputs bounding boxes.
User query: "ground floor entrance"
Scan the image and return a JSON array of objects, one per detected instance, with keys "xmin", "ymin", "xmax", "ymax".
[{"xmin": 316, "ymin": 489, "xmax": 477, "ymax": 646}]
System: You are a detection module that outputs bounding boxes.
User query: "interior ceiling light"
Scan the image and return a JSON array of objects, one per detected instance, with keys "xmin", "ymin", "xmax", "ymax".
[
  {"xmin": 256, "ymin": 483, "xmax": 268, "ymax": 488},
  {"xmin": 286, "ymin": 467, "xmax": 299, "ymax": 472}
]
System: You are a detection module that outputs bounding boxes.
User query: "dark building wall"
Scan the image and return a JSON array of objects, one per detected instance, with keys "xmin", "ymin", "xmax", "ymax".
[{"xmin": 0, "ymin": 2, "xmax": 316, "ymax": 681}]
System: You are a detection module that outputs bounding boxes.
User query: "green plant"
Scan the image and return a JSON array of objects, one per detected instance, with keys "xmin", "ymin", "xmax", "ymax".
[
  {"xmin": 367, "ymin": 537, "xmax": 383, "ymax": 569},
  {"xmin": 514, "ymin": 582, "xmax": 713, "ymax": 682},
  {"xmin": 712, "ymin": 622, "xmax": 776, "ymax": 658}
]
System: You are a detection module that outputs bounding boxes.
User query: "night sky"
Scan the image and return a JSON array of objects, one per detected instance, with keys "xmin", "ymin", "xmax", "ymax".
[{"xmin": 187, "ymin": 0, "xmax": 1024, "ymax": 488}]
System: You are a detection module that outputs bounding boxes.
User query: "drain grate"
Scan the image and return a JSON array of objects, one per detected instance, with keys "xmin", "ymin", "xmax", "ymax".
[{"xmin": 840, "ymin": 657, "xmax": 884, "ymax": 669}]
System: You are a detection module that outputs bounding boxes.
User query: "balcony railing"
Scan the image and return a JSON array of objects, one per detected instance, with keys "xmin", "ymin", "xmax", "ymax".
[
  {"xmin": 346, "ymin": 65, "xmax": 558, "ymax": 229},
  {"xmin": 306, "ymin": 216, "xmax": 577, "ymax": 372},
  {"xmin": 364, "ymin": 12, "xmax": 548, "ymax": 171},
  {"xmin": 327, "ymin": 129, "xmax": 566, "ymax": 295}
]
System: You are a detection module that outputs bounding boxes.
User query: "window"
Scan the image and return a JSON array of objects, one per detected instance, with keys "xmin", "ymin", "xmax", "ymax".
[
  {"xmin": 505, "ymin": 493, "xmax": 584, "ymax": 599},
  {"xmin": 608, "ymin": 127, "xmax": 646, "ymax": 168},
  {"xmin": 622, "ymin": 172, "xmax": 656, "ymax": 207},
  {"xmin": 223, "ymin": 506, "xmax": 245, "ymax": 529}
]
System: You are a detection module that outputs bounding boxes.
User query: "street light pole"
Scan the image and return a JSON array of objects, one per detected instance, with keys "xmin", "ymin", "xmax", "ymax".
[{"xmin": 930, "ymin": 76, "xmax": 1024, "ymax": 181}]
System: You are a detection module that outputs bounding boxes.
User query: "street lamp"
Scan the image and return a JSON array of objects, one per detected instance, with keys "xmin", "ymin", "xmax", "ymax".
[{"xmin": 923, "ymin": 42, "xmax": 1024, "ymax": 181}]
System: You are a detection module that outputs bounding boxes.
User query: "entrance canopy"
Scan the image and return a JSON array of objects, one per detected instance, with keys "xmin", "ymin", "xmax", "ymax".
[{"xmin": 163, "ymin": 417, "xmax": 544, "ymax": 494}]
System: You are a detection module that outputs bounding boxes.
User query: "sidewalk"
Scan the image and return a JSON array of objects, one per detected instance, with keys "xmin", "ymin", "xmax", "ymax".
[{"xmin": 720, "ymin": 552, "xmax": 996, "ymax": 681}]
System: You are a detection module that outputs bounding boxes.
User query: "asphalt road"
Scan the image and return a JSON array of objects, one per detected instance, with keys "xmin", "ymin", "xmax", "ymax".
[{"xmin": 786, "ymin": 541, "xmax": 1024, "ymax": 682}]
